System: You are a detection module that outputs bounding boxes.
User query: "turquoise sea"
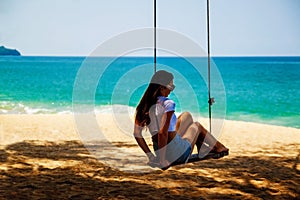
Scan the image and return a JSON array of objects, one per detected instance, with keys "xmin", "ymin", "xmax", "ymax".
[{"xmin": 0, "ymin": 56, "xmax": 299, "ymax": 129}]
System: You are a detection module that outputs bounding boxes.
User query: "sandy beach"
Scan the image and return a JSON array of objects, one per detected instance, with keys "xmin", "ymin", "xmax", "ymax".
[{"xmin": 0, "ymin": 114, "xmax": 299, "ymax": 199}]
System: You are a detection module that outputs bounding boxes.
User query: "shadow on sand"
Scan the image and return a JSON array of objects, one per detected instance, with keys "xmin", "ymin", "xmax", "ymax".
[{"xmin": 0, "ymin": 140, "xmax": 299, "ymax": 199}]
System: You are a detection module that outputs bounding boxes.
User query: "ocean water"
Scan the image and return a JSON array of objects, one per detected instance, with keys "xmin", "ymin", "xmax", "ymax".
[{"xmin": 0, "ymin": 56, "xmax": 299, "ymax": 129}]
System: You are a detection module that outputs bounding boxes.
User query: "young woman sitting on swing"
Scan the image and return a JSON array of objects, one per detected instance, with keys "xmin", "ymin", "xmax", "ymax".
[{"xmin": 133, "ymin": 70, "xmax": 229, "ymax": 169}]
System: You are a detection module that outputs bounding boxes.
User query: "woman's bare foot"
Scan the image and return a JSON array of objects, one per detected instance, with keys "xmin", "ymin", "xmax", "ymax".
[{"xmin": 211, "ymin": 141, "xmax": 229, "ymax": 154}]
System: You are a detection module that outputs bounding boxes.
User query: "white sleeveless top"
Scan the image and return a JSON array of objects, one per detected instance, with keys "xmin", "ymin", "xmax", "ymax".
[{"xmin": 148, "ymin": 96, "xmax": 177, "ymax": 135}]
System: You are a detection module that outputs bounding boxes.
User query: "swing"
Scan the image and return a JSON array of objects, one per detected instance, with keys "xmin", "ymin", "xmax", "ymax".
[
  {"xmin": 148, "ymin": 0, "xmax": 228, "ymax": 170},
  {"xmin": 148, "ymin": 148, "xmax": 229, "ymax": 170}
]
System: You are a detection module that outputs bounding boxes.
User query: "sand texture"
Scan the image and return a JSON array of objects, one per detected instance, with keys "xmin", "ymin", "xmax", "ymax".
[{"xmin": 0, "ymin": 114, "xmax": 299, "ymax": 199}]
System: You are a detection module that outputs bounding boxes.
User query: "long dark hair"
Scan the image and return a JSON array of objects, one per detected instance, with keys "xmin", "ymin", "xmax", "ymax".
[{"xmin": 135, "ymin": 70, "xmax": 174, "ymax": 127}]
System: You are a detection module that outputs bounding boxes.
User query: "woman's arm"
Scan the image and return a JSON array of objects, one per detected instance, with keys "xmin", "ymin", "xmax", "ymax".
[
  {"xmin": 158, "ymin": 111, "xmax": 174, "ymax": 166},
  {"xmin": 133, "ymin": 123, "xmax": 155, "ymax": 161}
]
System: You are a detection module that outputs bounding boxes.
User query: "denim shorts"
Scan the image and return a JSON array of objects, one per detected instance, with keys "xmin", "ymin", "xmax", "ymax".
[{"xmin": 153, "ymin": 134, "xmax": 192, "ymax": 164}]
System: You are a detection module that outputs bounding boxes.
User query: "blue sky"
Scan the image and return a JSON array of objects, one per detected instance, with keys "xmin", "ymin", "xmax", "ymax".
[{"xmin": 0, "ymin": 0, "xmax": 299, "ymax": 56}]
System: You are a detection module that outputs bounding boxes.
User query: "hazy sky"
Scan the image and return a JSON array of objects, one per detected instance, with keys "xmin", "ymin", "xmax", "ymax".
[{"xmin": 0, "ymin": 0, "xmax": 299, "ymax": 56}]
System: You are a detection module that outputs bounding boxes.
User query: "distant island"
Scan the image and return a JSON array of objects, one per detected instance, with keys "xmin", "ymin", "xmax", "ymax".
[{"xmin": 0, "ymin": 46, "xmax": 21, "ymax": 56}]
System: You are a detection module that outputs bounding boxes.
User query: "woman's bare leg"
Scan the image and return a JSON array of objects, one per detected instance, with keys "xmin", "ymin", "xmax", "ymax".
[
  {"xmin": 180, "ymin": 122, "xmax": 200, "ymax": 152},
  {"xmin": 195, "ymin": 122, "xmax": 228, "ymax": 153},
  {"xmin": 176, "ymin": 112, "xmax": 193, "ymax": 137},
  {"xmin": 176, "ymin": 112, "xmax": 228, "ymax": 155}
]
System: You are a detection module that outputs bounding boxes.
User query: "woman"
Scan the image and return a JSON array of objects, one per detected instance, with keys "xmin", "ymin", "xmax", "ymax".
[{"xmin": 133, "ymin": 70, "xmax": 228, "ymax": 169}]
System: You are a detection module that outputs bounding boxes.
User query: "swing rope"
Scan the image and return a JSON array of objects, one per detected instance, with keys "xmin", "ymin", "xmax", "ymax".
[
  {"xmin": 206, "ymin": 0, "xmax": 213, "ymax": 134},
  {"xmin": 154, "ymin": 0, "xmax": 157, "ymax": 73},
  {"xmin": 153, "ymin": 0, "xmax": 213, "ymax": 133}
]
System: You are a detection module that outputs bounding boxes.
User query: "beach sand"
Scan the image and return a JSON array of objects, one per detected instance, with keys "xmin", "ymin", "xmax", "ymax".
[{"xmin": 0, "ymin": 114, "xmax": 299, "ymax": 199}]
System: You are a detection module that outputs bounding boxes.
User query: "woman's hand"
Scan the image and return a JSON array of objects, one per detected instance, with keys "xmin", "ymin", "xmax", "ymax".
[
  {"xmin": 146, "ymin": 153, "xmax": 171, "ymax": 170},
  {"xmin": 147, "ymin": 153, "xmax": 157, "ymax": 163},
  {"xmin": 147, "ymin": 152, "xmax": 160, "ymax": 168}
]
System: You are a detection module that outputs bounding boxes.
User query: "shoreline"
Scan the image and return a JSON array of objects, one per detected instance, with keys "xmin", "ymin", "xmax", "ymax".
[{"xmin": 1, "ymin": 103, "xmax": 299, "ymax": 129}]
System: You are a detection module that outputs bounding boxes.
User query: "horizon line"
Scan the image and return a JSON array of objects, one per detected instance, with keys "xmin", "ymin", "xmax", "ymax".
[{"xmin": 5, "ymin": 54, "xmax": 300, "ymax": 58}]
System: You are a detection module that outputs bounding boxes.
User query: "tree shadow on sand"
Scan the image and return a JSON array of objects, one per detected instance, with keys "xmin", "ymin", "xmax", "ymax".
[{"xmin": 0, "ymin": 140, "xmax": 299, "ymax": 199}]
